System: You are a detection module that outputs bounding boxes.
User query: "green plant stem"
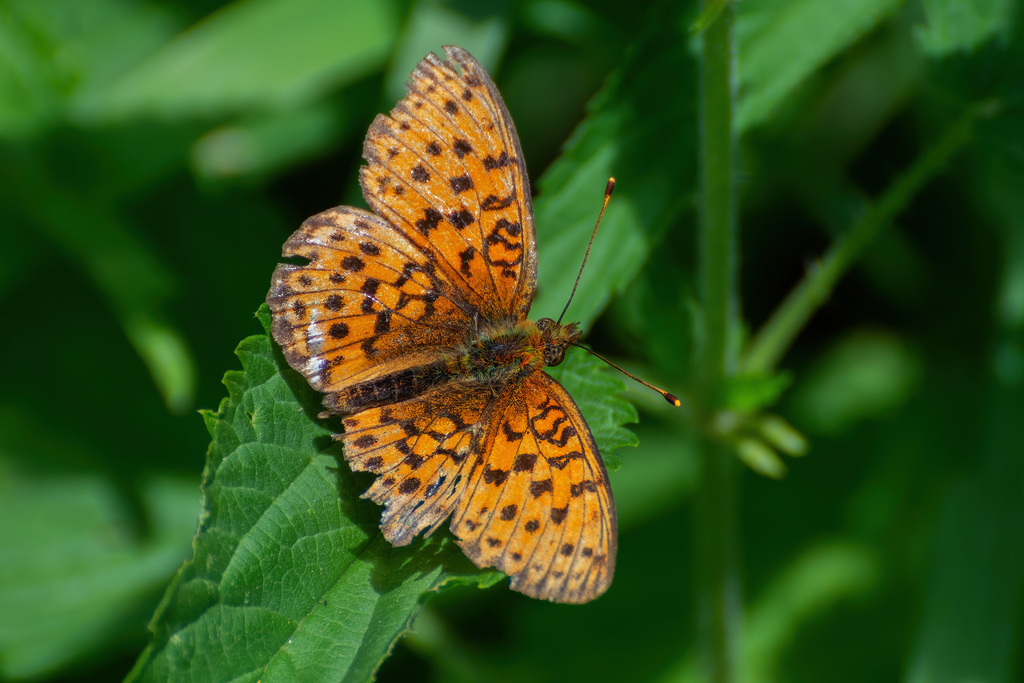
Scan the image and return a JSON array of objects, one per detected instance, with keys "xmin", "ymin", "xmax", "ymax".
[
  {"xmin": 695, "ymin": 4, "xmax": 740, "ymax": 682},
  {"xmin": 741, "ymin": 105, "xmax": 985, "ymax": 375}
]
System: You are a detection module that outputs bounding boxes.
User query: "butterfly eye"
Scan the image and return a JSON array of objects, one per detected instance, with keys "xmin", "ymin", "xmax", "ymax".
[
  {"xmin": 545, "ymin": 345, "xmax": 566, "ymax": 367},
  {"xmin": 536, "ymin": 317, "xmax": 554, "ymax": 332}
]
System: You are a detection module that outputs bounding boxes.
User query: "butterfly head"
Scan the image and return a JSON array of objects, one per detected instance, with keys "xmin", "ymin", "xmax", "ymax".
[{"xmin": 535, "ymin": 317, "xmax": 582, "ymax": 368}]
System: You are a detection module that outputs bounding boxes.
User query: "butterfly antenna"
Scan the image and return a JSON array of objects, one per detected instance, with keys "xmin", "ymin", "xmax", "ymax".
[
  {"xmin": 572, "ymin": 343, "xmax": 681, "ymax": 407},
  {"xmin": 556, "ymin": 178, "xmax": 615, "ymax": 326}
]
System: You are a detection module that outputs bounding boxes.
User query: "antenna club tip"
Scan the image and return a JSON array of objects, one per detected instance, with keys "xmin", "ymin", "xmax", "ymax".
[
  {"xmin": 605, "ymin": 178, "xmax": 616, "ymax": 196},
  {"xmin": 664, "ymin": 392, "xmax": 681, "ymax": 407}
]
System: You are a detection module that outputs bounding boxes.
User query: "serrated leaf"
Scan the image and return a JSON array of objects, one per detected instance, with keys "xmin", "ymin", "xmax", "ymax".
[
  {"xmin": 128, "ymin": 309, "xmax": 493, "ymax": 682},
  {"xmin": 131, "ymin": 304, "xmax": 639, "ymax": 680}
]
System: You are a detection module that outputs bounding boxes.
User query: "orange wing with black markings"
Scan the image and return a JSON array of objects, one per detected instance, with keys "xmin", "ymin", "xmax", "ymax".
[
  {"xmin": 451, "ymin": 373, "xmax": 616, "ymax": 603},
  {"xmin": 267, "ymin": 206, "xmax": 475, "ymax": 401},
  {"xmin": 339, "ymin": 384, "xmax": 492, "ymax": 545},
  {"xmin": 269, "ymin": 45, "xmax": 537, "ymax": 402},
  {"xmin": 360, "ymin": 45, "xmax": 537, "ymax": 323},
  {"xmin": 267, "ymin": 46, "xmax": 626, "ymax": 604}
]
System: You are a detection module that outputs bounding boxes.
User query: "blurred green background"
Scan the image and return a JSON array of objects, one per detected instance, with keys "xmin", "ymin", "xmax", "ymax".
[{"xmin": 1, "ymin": 0, "xmax": 1022, "ymax": 681}]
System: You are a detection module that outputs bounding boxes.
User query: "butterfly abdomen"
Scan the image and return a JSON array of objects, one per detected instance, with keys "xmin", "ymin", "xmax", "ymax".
[
  {"xmin": 324, "ymin": 331, "xmax": 537, "ymax": 414},
  {"xmin": 324, "ymin": 360, "xmax": 454, "ymax": 413}
]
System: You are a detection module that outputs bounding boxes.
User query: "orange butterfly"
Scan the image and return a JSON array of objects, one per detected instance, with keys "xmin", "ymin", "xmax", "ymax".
[{"xmin": 268, "ymin": 46, "xmax": 631, "ymax": 602}]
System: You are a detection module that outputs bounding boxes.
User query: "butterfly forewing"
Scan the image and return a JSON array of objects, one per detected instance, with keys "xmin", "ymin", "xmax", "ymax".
[
  {"xmin": 267, "ymin": 207, "xmax": 474, "ymax": 394},
  {"xmin": 360, "ymin": 46, "xmax": 536, "ymax": 324}
]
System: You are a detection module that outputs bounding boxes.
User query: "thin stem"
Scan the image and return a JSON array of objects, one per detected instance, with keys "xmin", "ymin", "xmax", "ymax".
[
  {"xmin": 697, "ymin": 12, "xmax": 738, "ymax": 394},
  {"xmin": 694, "ymin": 442, "xmax": 741, "ymax": 682},
  {"xmin": 695, "ymin": 3, "xmax": 741, "ymax": 683},
  {"xmin": 741, "ymin": 104, "xmax": 988, "ymax": 375}
]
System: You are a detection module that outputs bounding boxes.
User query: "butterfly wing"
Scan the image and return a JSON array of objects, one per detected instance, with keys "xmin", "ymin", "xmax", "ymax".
[
  {"xmin": 341, "ymin": 368, "xmax": 616, "ymax": 604},
  {"xmin": 268, "ymin": 47, "xmax": 616, "ymax": 603},
  {"xmin": 269, "ymin": 46, "xmax": 538, "ymax": 402},
  {"xmin": 360, "ymin": 45, "xmax": 537, "ymax": 324},
  {"xmin": 337, "ymin": 383, "xmax": 495, "ymax": 546},
  {"xmin": 451, "ymin": 371, "xmax": 617, "ymax": 603},
  {"xmin": 267, "ymin": 207, "xmax": 476, "ymax": 397}
]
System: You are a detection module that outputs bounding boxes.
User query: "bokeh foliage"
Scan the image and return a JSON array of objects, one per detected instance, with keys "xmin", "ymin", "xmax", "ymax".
[{"xmin": 0, "ymin": 0, "xmax": 1022, "ymax": 681}]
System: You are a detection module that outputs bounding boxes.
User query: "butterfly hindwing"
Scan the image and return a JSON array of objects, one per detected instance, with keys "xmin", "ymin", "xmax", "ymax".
[
  {"xmin": 340, "ymin": 384, "xmax": 492, "ymax": 545},
  {"xmin": 451, "ymin": 372, "xmax": 617, "ymax": 603},
  {"xmin": 340, "ymin": 369, "xmax": 617, "ymax": 603}
]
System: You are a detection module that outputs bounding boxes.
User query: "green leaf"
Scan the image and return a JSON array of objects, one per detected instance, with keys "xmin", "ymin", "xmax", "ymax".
[
  {"xmin": 722, "ymin": 371, "xmax": 793, "ymax": 413},
  {"xmin": 905, "ymin": 187, "xmax": 1024, "ymax": 683},
  {"xmin": 905, "ymin": 477, "xmax": 1024, "ymax": 683},
  {"xmin": 130, "ymin": 305, "xmax": 638, "ymax": 680},
  {"xmin": 0, "ymin": 408, "xmax": 199, "ymax": 680},
  {"xmin": 661, "ymin": 541, "xmax": 879, "ymax": 683},
  {"xmin": 790, "ymin": 329, "xmax": 922, "ymax": 435},
  {"xmin": 123, "ymin": 314, "xmax": 197, "ymax": 415},
  {"xmin": 382, "ymin": 4, "xmax": 511, "ymax": 104},
  {"xmin": 3, "ymin": 156, "xmax": 198, "ymax": 414},
  {"xmin": 530, "ymin": 3, "xmax": 697, "ymax": 328},
  {"xmin": 756, "ymin": 414, "xmax": 808, "ymax": 457},
  {"xmin": 903, "ymin": 367, "xmax": 1024, "ymax": 682},
  {"xmin": 80, "ymin": 0, "xmax": 398, "ymax": 121},
  {"xmin": 742, "ymin": 541, "xmax": 879, "ymax": 681},
  {"xmin": 735, "ymin": 438, "xmax": 786, "ymax": 479},
  {"xmin": 0, "ymin": 0, "xmax": 183, "ymax": 138},
  {"xmin": 915, "ymin": 0, "xmax": 1016, "ymax": 57},
  {"xmin": 129, "ymin": 308, "xmax": 493, "ymax": 682},
  {"xmin": 191, "ymin": 100, "xmax": 349, "ymax": 182},
  {"xmin": 737, "ymin": 0, "xmax": 903, "ymax": 132}
]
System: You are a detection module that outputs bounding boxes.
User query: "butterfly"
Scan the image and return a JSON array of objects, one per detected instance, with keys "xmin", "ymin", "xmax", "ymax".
[{"xmin": 267, "ymin": 45, "xmax": 622, "ymax": 603}]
